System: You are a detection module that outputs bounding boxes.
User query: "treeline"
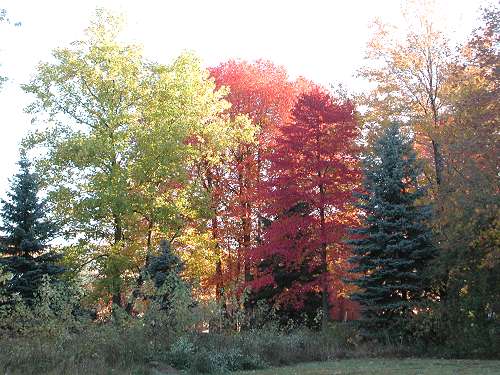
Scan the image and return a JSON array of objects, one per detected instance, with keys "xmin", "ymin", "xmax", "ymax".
[{"xmin": 0, "ymin": 4, "xmax": 498, "ymax": 361}]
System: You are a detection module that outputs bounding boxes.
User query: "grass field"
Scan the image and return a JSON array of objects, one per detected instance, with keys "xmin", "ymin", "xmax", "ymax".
[{"xmin": 234, "ymin": 359, "xmax": 500, "ymax": 375}]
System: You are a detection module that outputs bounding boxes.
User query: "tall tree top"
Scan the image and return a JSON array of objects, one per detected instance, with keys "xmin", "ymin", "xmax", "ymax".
[{"xmin": 0, "ymin": 152, "xmax": 56, "ymax": 257}]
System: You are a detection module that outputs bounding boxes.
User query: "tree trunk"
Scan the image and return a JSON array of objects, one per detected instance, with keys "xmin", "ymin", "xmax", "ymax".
[
  {"xmin": 429, "ymin": 92, "xmax": 444, "ymax": 187},
  {"xmin": 237, "ymin": 166, "xmax": 252, "ymax": 284},
  {"xmin": 431, "ymin": 139, "xmax": 444, "ymax": 186},
  {"xmin": 319, "ymin": 182, "xmax": 329, "ymax": 328},
  {"xmin": 243, "ymin": 152, "xmax": 253, "ymax": 283},
  {"xmin": 146, "ymin": 220, "xmax": 153, "ymax": 250},
  {"xmin": 212, "ymin": 216, "xmax": 224, "ymax": 303},
  {"xmin": 113, "ymin": 214, "xmax": 122, "ymax": 245},
  {"xmin": 242, "ymin": 211, "xmax": 251, "ymax": 282}
]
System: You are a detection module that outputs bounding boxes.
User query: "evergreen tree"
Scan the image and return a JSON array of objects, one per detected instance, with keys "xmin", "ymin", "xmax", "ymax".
[
  {"xmin": 347, "ymin": 123, "xmax": 436, "ymax": 340},
  {"xmin": 145, "ymin": 239, "xmax": 189, "ymax": 312},
  {"xmin": 0, "ymin": 153, "xmax": 63, "ymax": 303}
]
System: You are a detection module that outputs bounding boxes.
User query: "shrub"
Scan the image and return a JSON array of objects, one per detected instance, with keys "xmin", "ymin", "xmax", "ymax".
[
  {"xmin": 0, "ymin": 274, "xmax": 416, "ymax": 374},
  {"xmin": 408, "ymin": 301, "xmax": 500, "ymax": 358},
  {"xmin": 0, "ymin": 275, "xmax": 87, "ymax": 337},
  {"xmin": 168, "ymin": 335, "xmax": 196, "ymax": 369}
]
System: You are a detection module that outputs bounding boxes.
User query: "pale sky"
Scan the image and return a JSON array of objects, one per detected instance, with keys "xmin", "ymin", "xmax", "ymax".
[{"xmin": 0, "ymin": 0, "xmax": 491, "ymax": 198}]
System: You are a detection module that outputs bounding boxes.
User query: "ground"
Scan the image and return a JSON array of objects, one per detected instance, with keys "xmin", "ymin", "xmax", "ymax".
[{"xmin": 234, "ymin": 359, "xmax": 500, "ymax": 375}]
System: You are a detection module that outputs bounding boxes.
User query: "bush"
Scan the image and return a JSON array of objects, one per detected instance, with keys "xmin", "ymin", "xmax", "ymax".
[
  {"xmin": 168, "ymin": 323, "xmax": 357, "ymax": 373},
  {"xmin": 408, "ymin": 301, "xmax": 500, "ymax": 358},
  {"xmin": 0, "ymin": 318, "xmax": 413, "ymax": 374},
  {"xmin": 0, "ymin": 274, "xmax": 417, "ymax": 374},
  {"xmin": 0, "ymin": 277, "xmax": 152, "ymax": 374},
  {"xmin": 188, "ymin": 346, "xmax": 266, "ymax": 374},
  {"xmin": 167, "ymin": 335, "xmax": 196, "ymax": 369},
  {"xmin": 0, "ymin": 275, "xmax": 87, "ymax": 337}
]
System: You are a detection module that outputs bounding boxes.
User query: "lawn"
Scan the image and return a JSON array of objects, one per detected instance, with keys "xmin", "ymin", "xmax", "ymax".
[{"xmin": 234, "ymin": 359, "xmax": 500, "ymax": 375}]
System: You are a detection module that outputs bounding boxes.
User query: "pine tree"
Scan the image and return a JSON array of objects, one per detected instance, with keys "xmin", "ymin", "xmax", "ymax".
[
  {"xmin": 347, "ymin": 123, "xmax": 436, "ymax": 340},
  {"xmin": 0, "ymin": 153, "xmax": 63, "ymax": 303},
  {"xmin": 145, "ymin": 239, "xmax": 189, "ymax": 312}
]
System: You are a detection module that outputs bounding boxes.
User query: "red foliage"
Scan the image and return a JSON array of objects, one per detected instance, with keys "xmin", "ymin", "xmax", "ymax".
[
  {"xmin": 330, "ymin": 296, "xmax": 360, "ymax": 321},
  {"xmin": 209, "ymin": 59, "xmax": 297, "ymax": 129},
  {"xmin": 207, "ymin": 60, "xmax": 300, "ymax": 297},
  {"xmin": 249, "ymin": 87, "xmax": 362, "ymax": 316}
]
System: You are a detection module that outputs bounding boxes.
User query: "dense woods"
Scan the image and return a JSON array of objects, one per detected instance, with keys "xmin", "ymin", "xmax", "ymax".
[{"xmin": 0, "ymin": 3, "xmax": 498, "ymax": 374}]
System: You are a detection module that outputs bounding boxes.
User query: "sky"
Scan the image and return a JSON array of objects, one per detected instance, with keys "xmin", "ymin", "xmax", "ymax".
[{"xmin": 0, "ymin": 0, "xmax": 492, "ymax": 199}]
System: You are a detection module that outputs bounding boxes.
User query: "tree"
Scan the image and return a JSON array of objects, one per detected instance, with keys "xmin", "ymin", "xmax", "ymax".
[
  {"xmin": 0, "ymin": 153, "xmax": 64, "ymax": 303},
  {"xmin": 347, "ymin": 123, "xmax": 436, "ymax": 340},
  {"xmin": 22, "ymin": 10, "xmax": 151, "ymax": 304},
  {"xmin": 208, "ymin": 60, "xmax": 298, "ymax": 300},
  {"xmin": 249, "ymin": 88, "xmax": 361, "ymax": 327},
  {"xmin": 145, "ymin": 239, "xmax": 188, "ymax": 312},
  {"xmin": 188, "ymin": 114, "xmax": 256, "ymax": 301},
  {"xmin": 248, "ymin": 201, "xmax": 323, "ymax": 327},
  {"xmin": 22, "ymin": 9, "xmax": 149, "ymax": 264},
  {"xmin": 22, "ymin": 10, "xmax": 230, "ymax": 305},
  {"xmin": 425, "ymin": 5, "xmax": 499, "ymax": 355},
  {"xmin": 358, "ymin": 1, "xmax": 452, "ymax": 189}
]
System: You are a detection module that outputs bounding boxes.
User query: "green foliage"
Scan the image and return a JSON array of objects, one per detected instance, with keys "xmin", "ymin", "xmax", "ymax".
[
  {"xmin": 0, "ymin": 288, "xmax": 364, "ymax": 374},
  {"xmin": 347, "ymin": 123, "xmax": 437, "ymax": 341},
  {"xmin": 0, "ymin": 275, "xmax": 89, "ymax": 339},
  {"xmin": 0, "ymin": 153, "xmax": 57, "ymax": 255},
  {"xmin": 414, "ymin": 218, "xmax": 500, "ymax": 358},
  {"xmin": 142, "ymin": 276, "xmax": 197, "ymax": 339},
  {"xmin": 21, "ymin": 9, "xmax": 151, "ymax": 254},
  {"xmin": 185, "ymin": 324, "xmax": 358, "ymax": 373},
  {"xmin": 189, "ymin": 346, "xmax": 265, "ymax": 374},
  {"xmin": 167, "ymin": 335, "xmax": 196, "ymax": 369},
  {"xmin": 163, "ymin": 324, "xmax": 358, "ymax": 374},
  {"xmin": 0, "ymin": 277, "xmax": 363, "ymax": 374},
  {"xmin": 416, "ymin": 6, "xmax": 500, "ymax": 357},
  {"xmin": 0, "ymin": 275, "xmax": 187, "ymax": 373},
  {"xmin": 0, "ymin": 153, "xmax": 64, "ymax": 303},
  {"xmin": 22, "ymin": 9, "xmax": 233, "ymax": 301},
  {"xmin": 2, "ymin": 4, "xmax": 497, "ymax": 368},
  {"xmin": 0, "ymin": 326, "xmax": 151, "ymax": 375}
]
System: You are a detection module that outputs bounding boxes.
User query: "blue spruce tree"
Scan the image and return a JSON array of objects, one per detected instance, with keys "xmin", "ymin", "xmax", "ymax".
[
  {"xmin": 0, "ymin": 153, "xmax": 64, "ymax": 303},
  {"xmin": 347, "ymin": 123, "xmax": 436, "ymax": 340},
  {"xmin": 146, "ymin": 239, "xmax": 189, "ymax": 311}
]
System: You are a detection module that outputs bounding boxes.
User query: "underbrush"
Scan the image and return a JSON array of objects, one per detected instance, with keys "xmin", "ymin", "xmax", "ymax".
[
  {"xmin": 0, "ymin": 326, "xmax": 151, "ymax": 375},
  {"xmin": 169, "ymin": 326, "xmax": 350, "ymax": 373},
  {"xmin": 0, "ymin": 321, "xmax": 415, "ymax": 374},
  {"xmin": 0, "ymin": 276, "xmax": 372, "ymax": 374},
  {"xmin": 1, "ymin": 275, "xmax": 492, "ymax": 374}
]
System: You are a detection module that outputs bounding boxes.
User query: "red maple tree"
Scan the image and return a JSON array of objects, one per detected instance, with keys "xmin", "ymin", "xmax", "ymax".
[
  {"xmin": 249, "ymin": 87, "xmax": 361, "ymax": 325},
  {"xmin": 207, "ymin": 60, "xmax": 300, "ymax": 300}
]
